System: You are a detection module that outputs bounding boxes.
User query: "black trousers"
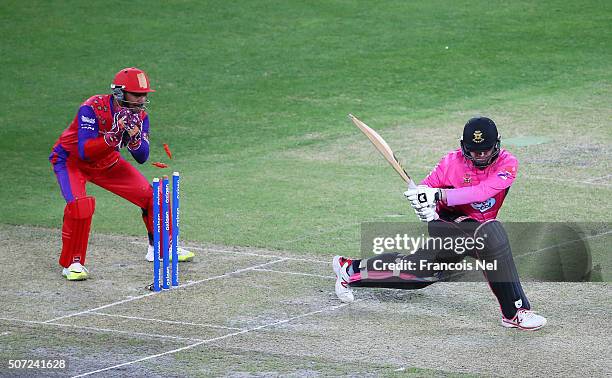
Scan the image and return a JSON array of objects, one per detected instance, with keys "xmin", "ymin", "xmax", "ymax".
[{"xmin": 351, "ymin": 212, "xmax": 530, "ymax": 318}]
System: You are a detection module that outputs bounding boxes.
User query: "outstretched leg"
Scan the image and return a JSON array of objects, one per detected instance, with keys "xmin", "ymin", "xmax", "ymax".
[{"xmin": 340, "ymin": 218, "xmax": 477, "ymax": 292}]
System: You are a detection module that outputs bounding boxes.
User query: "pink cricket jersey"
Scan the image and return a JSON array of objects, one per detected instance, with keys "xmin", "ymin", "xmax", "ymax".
[{"xmin": 421, "ymin": 148, "xmax": 518, "ymax": 221}]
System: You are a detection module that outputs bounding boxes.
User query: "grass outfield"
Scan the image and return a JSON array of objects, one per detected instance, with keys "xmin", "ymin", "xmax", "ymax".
[
  {"xmin": 0, "ymin": 1, "xmax": 610, "ymax": 375},
  {"xmin": 1, "ymin": 0, "xmax": 610, "ymax": 254}
]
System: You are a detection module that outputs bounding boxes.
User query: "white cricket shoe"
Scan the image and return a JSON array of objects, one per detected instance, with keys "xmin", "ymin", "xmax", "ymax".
[
  {"xmin": 62, "ymin": 262, "xmax": 89, "ymax": 281},
  {"xmin": 333, "ymin": 255, "xmax": 354, "ymax": 303},
  {"xmin": 146, "ymin": 245, "xmax": 195, "ymax": 262},
  {"xmin": 502, "ymin": 308, "xmax": 547, "ymax": 331}
]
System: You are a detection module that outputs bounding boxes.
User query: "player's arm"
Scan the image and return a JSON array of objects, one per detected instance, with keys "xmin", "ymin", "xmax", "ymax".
[
  {"xmin": 78, "ymin": 106, "xmax": 115, "ymax": 160},
  {"xmin": 406, "ymin": 168, "xmax": 515, "ymax": 209},
  {"xmin": 444, "ymin": 159, "xmax": 518, "ymax": 206},
  {"xmin": 127, "ymin": 115, "xmax": 149, "ymax": 164}
]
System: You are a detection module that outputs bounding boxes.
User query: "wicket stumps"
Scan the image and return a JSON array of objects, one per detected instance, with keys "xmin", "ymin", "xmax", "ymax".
[
  {"xmin": 171, "ymin": 172, "xmax": 180, "ymax": 286},
  {"xmin": 151, "ymin": 172, "xmax": 180, "ymax": 292}
]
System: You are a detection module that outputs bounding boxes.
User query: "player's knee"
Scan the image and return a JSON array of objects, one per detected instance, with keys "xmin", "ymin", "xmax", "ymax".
[
  {"xmin": 137, "ymin": 184, "xmax": 155, "ymax": 210},
  {"xmin": 144, "ymin": 183, "xmax": 154, "ymax": 199},
  {"xmin": 474, "ymin": 220, "xmax": 511, "ymax": 260},
  {"xmin": 64, "ymin": 196, "xmax": 96, "ymax": 219}
]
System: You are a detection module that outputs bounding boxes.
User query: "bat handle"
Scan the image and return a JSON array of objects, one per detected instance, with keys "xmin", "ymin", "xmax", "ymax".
[{"xmin": 408, "ymin": 180, "xmax": 417, "ymax": 189}]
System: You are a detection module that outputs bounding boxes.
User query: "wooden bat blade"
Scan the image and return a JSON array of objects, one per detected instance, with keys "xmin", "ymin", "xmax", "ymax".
[{"xmin": 348, "ymin": 114, "xmax": 417, "ymax": 188}]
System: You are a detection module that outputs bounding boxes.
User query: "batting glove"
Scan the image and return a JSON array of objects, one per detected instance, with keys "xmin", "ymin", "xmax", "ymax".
[
  {"xmin": 404, "ymin": 185, "xmax": 442, "ymax": 209},
  {"xmin": 414, "ymin": 204, "xmax": 439, "ymax": 222}
]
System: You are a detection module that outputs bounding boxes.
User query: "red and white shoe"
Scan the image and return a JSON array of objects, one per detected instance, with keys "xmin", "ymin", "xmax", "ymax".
[
  {"xmin": 333, "ymin": 256, "xmax": 354, "ymax": 303},
  {"xmin": 502, "ymin": 308, "xmax": 547, "ymax": 331}
]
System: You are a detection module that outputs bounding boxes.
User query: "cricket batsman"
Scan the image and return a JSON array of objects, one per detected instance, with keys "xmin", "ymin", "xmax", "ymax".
[
  {"xmin": 333, "ymin": 117, "xmax": 547, "ymax": 330},
  {"xmin": 49, "ymin": 67, "xmax": 194, "ymax": 281}
]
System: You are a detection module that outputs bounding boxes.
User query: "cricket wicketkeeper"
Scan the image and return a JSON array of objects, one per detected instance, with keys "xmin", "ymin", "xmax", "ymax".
[
  {"xmin": 333, "ymin": 117, "xmax": 547, "ymax": 330},
  {"xmin": 49, "ymin": 67, "xmax": 194, "ymax": 281}
]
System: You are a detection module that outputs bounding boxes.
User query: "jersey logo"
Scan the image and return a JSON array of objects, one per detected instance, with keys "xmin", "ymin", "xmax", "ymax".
[
  {"xmin": 471, "ymin": 198, "xmax": 495, "ymax": 212},
  {"xmin": 81, "ymin": 115, "xmax": 96, "ymax": 124},
  {"xmin": 497, "ymin": 170, "xmax": 512, "ymax": 180}
]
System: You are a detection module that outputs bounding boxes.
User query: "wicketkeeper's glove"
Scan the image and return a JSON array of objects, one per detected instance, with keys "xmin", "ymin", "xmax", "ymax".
[
  {"xmin": 104, "ymin": 109, "xmax": 142, "ymax": 149},
  {"xmin": 104, "ymin": 109, "xmax": 129, "ymax": 148},
  {"xmin": 123, "ymin": 111, "xmax": 143, "ymax": 150}
]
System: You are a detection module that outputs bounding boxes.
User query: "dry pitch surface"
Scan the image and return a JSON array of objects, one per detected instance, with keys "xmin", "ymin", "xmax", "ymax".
[{"xmin": 1, "ymin": 225, "xmax": 610, "ymax": 377}]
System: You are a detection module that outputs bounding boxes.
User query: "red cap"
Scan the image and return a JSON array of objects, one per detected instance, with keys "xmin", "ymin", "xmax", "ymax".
[{"xmin": 111, "ymin": 67, "xmax": 155, "ymax": 93}]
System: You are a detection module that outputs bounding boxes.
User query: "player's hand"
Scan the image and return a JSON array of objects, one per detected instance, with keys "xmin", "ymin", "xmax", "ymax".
[
  {"xmin": 104, "ymin": 110, "xmax": 129, "ymax": 147},
  {"xmin": 123, "ymin": 111, "xmax": 142, "ymax": 150},
  {"xmin": 404, "ymin": 185, "xmax": 442, "ymax": 209},
  {"xmin": 127, "ymin": 128, "xmax": 142, "ymax": 150},
  {"xmin": 123, "ymin": 111, "xmax": 142, "ymax": 137},
  {"xmin": 414, "ymin": 204, "xmax": 439, "ymax": 222}
]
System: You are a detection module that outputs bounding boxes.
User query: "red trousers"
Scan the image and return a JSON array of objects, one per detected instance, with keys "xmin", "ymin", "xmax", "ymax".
[{"xmin": 51, "ymin": 156, "xmax": 155, "ymax": 267}]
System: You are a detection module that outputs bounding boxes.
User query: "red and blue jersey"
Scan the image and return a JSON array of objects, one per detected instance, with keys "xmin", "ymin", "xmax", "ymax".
[{"xmin": 50, "ymin": 94, "xmax": 150, "ymax": 170}]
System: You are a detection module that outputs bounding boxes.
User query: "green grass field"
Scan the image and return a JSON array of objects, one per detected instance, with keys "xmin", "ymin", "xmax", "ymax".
[{"xmin": 0, "ymin": 1, "xmax": 610, "ymax": 376}]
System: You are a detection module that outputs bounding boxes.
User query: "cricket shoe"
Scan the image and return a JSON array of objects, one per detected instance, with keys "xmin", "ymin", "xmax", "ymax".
[
  {"xmin": 501, "ymin": 308, "xmax": 547, "ymax": 331},
  {"xmin": 146, "ymin": 245, "xmax": 195, "ymax": 262},
  {"xmin": 62, "ymin": 262, "xmax": 89, "ymax": 281},
  {"xmin": 333, "ymin": 255, "xmax": 354, "ymax": 303}
]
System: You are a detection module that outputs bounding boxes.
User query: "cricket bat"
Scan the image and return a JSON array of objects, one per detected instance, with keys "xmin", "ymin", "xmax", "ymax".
[{"xmin": 348, "ymin": 114, "xmax": 417, "ymax": 189}]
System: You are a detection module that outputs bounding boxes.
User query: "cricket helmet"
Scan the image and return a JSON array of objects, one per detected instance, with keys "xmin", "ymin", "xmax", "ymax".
[
  {"xmin": 460, "ymin": 117, "xmax": 501, "ymax": 168},
  {"xmin": 111, "ymin": 67, "xmax": 155, "ymax": 109}
]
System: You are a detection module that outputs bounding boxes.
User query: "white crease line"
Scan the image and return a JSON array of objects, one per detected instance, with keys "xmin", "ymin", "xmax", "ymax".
[
  {"xmin": 130, "ymin": 241, "xmax": 330, "ymax": 264},
  {"xmin": 252, "ymin": 268, "xmax": 335, "ymax": 280},
  {"xmin": 71, "ymin": 302, "xmax": 351, "ymax": 377},
  {"xmin": 515, "ymin": 229, "xmax": 612, "ymax": 260},
  {"xmin": 0, "ymin": 317, "xmax": 203, "ymax": 343},
  {"xmin": 177, "ymin": 258, "xmax": 287, "ymax": 289},
  {"xmin": 44, "ymin": 258, "xmax": 288, "ymax": 324},
  {"xmin": 44, "ymin": 293, "xmax": 156, "ymax": 324},
  {"xmin": 90, "ymin": 312, "xmax": 245, "ymax": 331},
  {"xmin": 582, "ymin": 173, "xmax": 612, "ymax": 184}
]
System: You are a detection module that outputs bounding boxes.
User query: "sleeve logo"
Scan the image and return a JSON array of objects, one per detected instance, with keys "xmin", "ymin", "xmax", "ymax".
[{"xmin": 80, "ymin": 115, "xmax": 96, "ymax": 124}]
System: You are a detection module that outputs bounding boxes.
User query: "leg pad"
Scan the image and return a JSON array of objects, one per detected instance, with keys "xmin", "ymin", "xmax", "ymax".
[{"xmin": 59, "ymin": 196, "xmax": 95, "ymax": 267}]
